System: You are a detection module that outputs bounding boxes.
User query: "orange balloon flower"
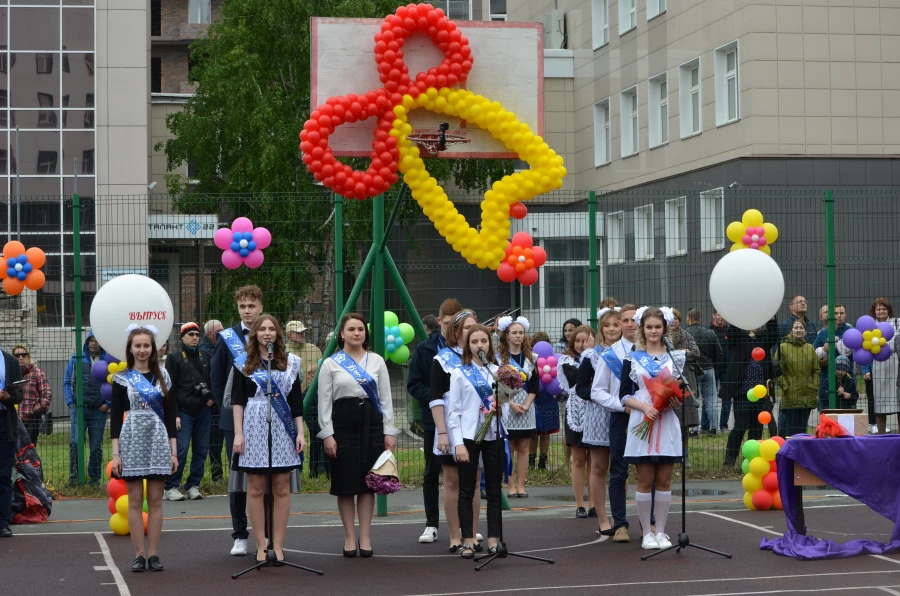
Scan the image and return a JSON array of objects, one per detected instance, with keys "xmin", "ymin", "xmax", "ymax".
[{"xmin": 0, "ymin": 241, "xmax": 47, "ymax": 295}]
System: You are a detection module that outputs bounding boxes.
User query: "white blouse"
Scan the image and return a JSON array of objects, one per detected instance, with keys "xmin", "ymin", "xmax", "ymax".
[
  {"xmin": 592, "ymin": 338, "xmax": 634, "ymax": 413},
  {"xmin": 316, "ymin": 352, "xmax": 398, "ymax": 439},
  {"xmin": 447, "ymin": 363, "xmax": 500, "ymax": 450}
]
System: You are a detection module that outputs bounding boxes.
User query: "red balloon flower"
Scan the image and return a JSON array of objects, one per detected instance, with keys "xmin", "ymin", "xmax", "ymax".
[{"xmin": 496, "ymin": 232, "xmax": 546, "ymax": 287}]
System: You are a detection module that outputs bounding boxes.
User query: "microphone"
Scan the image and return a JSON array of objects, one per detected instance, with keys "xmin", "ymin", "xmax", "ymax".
[
  {"xmin": 266, "ymin": 342, "xmax": 274, "ymax": 355},
  {"xmin": 662, "ymin": 336, "xmax": 674, "ymax": 352},
  {"xmin": 476, "ymin": 349, "xmax": 490, "ymax": 366}
]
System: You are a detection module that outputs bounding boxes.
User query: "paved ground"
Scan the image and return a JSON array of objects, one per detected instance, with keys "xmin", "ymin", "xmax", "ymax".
[{"xmin": 5, "ymin": 481, "xmax": 899, "ymax": 596}]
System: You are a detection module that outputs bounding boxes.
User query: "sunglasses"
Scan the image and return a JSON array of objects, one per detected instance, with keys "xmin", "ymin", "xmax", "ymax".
[
  {"xmin": 185, "ymin": 332, "xmax": 201, "ymax": 337},
  {"xmin": 14, "ymin": 352, "xmax": 28, "ymax": 358}
]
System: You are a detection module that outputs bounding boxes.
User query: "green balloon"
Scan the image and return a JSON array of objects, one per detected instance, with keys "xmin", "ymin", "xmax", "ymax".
[
  {"xmin": 384, "ymin": 311, "xmax": 399, "ymax": 328},
  {"xmin": 741, "ymin": 459, "xmax": 750, "ymax": 475},
  {"xmin": 389, "ymin": 344, "xmax": 410, "ymax": 364},
  {"xmin": 142, "ymin": 498, "xmax": 148, "ymax": 513},
  {"xmin": 746, "ymin": 388, "xmax": 757, "ymax": 401},
  {"xmin": 398, "ymin": 322, "xmax": 415, "ymax": 344},
  {"xmin": 741, "ymin": 439, "xmax": 761, "ymax": 461}
]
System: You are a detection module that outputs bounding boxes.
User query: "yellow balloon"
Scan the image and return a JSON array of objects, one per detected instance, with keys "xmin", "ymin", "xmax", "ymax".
[
  {"xmin": 759, "ymin": 244, "xmax": 772, "ymax": 256},
  {"xmin": 753, "ymin": 384, "xmax": 767, "ymax": 399},
  {"xmin": 115, "ymin": 494, "xmax": 129, "ymax": 516},
  {"xmin": 744, "ymin": 491, "xmax": 756, "ymax": 511},
  {"xmin": 863, "ymin": 330, "xmax": 873, "ymax": 341},
  {"xmin": 872, "ymin": 345, "xmax": 881, "ymax": 354},
  {"xmin": 107, "ymin": 374, "xmax": 113, "ymax": 384},
  {"xmin": 107, "ymin": 363, "xmax": 116, "ymax": 374},
  {"xmin": 759, "ymin": 439, "xmax": 780, "ymax": 462},
  {"xmin": 730, "ymin": 243, "xmax": 744, "ymax": 252},
  {"xmin": 726, "ymin": 221, "xmax": 745, "ymax": 244},
  {"xmin": 742, "ymin": 473, "xmax": 762, "ymax": 493},
  {"xmin": 863, "ymin": 340, "xmax": 872, "ymax": 350},
  {"xmin": 748, "ymin": 456, "xmax": 770, "ymax": 477},
  {"xmin": 873, "ymin": 329, "xmax": 883, "ymax": 338},
  {"xmin": 762, "ymin": 222, "xmax": 778, "ymax": 243},
  {"xmin": 109, "ymin": 513, "xmax": 130, "ymax": 535},
  {"xmin": 742, "ymin": 209, "xmax": 764, "ymax": 228},
  {"xmin": 143, "ymin": 478, "xmax": 147, "ymax": 495}
]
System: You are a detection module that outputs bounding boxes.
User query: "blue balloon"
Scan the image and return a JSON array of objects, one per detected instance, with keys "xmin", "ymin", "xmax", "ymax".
[
  {"xmin": 230, "ymin": 241, "xmax": 240, "ymax": 251},
  {"xmin": 16, "ymin": 271, "xmax": 27, "ymax": 281},
  {"xmin": 239, "ymin": 248, "xmax": 249, "ymax": 257},
  {"xmin": 248, "ymin": 241, "xmax": 257, "ymax": 251},
  {"xmin": 390, "ymin": 326, "xmax": 401, "ymax": 336},
  {"xmin": 17, "ymin": 254, "xmax": 27, "ymax": 264},
  {"xmin": 23, "ymin": 263, "xmax": 32, "ymax": 273},
  {"xmin": 386, "ymin": 343, "xmax": 396, "ymax": 353},
  {"xmin": 243, "ymin": 232, "xmax": 253, "ymax": 241},
  {"xmin": 6, "ymin": 258, "xmax": 15, "ymax": 267},
  {"xmin": 6, "ymin": 268, "xmax": 15, "ymax": 277},
  {"xmin": 233, "ymin": 231, "xmax": 242, "ymax": 241},
  {"xmin": 384, "ymin": 326, "xmax": 390, "ymax": 336}
]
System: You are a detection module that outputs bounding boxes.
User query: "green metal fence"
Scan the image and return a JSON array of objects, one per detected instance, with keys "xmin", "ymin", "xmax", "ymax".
[{"xmin": 4, "ymin": 187, "xmax": 898, "ymax": 495}]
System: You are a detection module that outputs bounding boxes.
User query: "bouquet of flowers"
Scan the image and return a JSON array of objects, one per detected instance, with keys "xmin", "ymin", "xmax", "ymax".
[
  {"xmin": 475, "ymin": 365, "xmax": 525, "ymax": 442},
  {"xmin": 365, "ymin": 451, "xmax": 403, "ymax": 495},
  {"xmin": 631, "ymin": 369, "xmax": 683, "ymax": 442}
]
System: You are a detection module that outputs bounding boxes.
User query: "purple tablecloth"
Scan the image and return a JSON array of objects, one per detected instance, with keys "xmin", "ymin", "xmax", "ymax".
[{"xmin": 759, "ymin": 434, "xmax": 900, "ymax": 560}]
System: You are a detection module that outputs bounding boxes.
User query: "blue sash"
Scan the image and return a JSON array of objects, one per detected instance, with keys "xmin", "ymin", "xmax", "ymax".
[
  {"xmin": 436, "ymin": 347, "xmax": 462, "ymax": 371},
  {"xmin": 506, "ymin": 353, "xmax": 530, "ymax": 379},
  {"xmin": 631, "ymin": 351, "xmax": 664, "ymax": 378},
  {"xmin": 331, "ymin": 351, "xmax": 382, "ymax": 414},
  {"xmin": 219, "ymin": 328, "xmax": 247, "ymax": 369},
  {"xmin": 600, "ymin": 347, "xmax": 623, "ymax": 381},
  {"xmin": 124, "ymin": 369, "xmax": 165, "ymax": 423},
  {"xmin": 460, "ymin": 364, "xmax": 507, "ymax": 439},
  {"xmin": 249, "ymin": 363, "xmax": 299, "ymax": 448}
]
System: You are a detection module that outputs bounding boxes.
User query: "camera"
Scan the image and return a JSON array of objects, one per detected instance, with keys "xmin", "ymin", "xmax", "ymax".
[{"xmin": 194, "ymin": 382, "xmax": 212, "ymax": 400}]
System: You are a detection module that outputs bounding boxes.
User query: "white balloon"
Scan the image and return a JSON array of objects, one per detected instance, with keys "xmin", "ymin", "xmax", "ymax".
[
  {"xmin": 709, "ymin": 250, "xmax": 784, "ymax": 331},
  {"xmin": 88, "ymin": 274, "xmax": 174, "ymax": 360}
]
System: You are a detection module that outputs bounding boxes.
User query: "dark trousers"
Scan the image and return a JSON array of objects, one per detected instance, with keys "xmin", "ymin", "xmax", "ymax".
[
  {"xmin": 458, "ymin": 438, "xmax": 503, "ymax": 541},
  {"xmin": 224, "ymin": 430, "xmax": 249, "ymax": 540},
  {"xmin": 719, "ymin": 396, "xmax": 733, "ymax": 430},
  {"xmin": 0, "ymin": 423, "xmax": 14, "ymax": 527},
  {"xmin": 208, "ymin": 410, "xmax": 226, "ymax": 481},
  {"xmin": 778, "ymin": 408, "xmax": 812, "ymax": 439},
  {"xmin": 422, "ymin": 429, "xmax": 440, "ymax": 528},
  {"xmin": 21, "ymin": 419, "xmax": 40, "ymax": 449},
  {"xmin": 725, "ymin": 401, "xmax": 764, "ymax": 465},
  {"xmin": 166, "ymin": 407, "xmax": 212, "ymax": 491},
  {"xmin": 608, "ymin": 412, "xmax": 630, "ymax": 530},
  {"xmin": 865, "ymin": 378, "xmax": 876, "ymax": 425}
]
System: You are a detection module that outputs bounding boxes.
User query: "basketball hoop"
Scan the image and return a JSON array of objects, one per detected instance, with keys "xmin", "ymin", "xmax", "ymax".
[{"xmin": 406, "ymin": 126, "xmax": 470, "ymax": 158}]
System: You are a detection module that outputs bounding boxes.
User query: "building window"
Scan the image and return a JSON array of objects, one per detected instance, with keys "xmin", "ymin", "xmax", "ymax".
[
  {"xmin": 489, "ymin": 0, "xmax": 506, "ymax": 20},
  {"xmin": 188, "ymin": 0, "xmax": 211, "ymax": 25},
  {"xmin": 715, "ymin": 41, "xmax": 740, "ymax": 126},
  {"xmin": 82, "ymin": 149, "xmax": 94, "ymax": 174},
  {"xmin": 619, "ymin": 0, "xmax": 636, "ymax": 35},
  {"xmin": 648, "ymin": 73, "xmax": 668, "ymax": 148},
  {"xmin": 151, "ymin": 0, "xmax": 162, "ymax": 36},
  {"xmin": 37, "ymin": 151, "xmax": 59, "ymax": 175},
  {"xmin": 648, "ymin": 0, "xmax": 666, "ymax": 20},
  {"xmin": 679, "ymin": 58, "xmax": 701, "ymax": 138},
  {"xmin": 36, "ymin": 53, "xmax": 54, "ymax": 74},
  {"xmin": 593, "ymin": 98, "xmax": 611, "ymax": 167},
  {"xmin": 592, "ymin": 0, "xmax": 609, "ymax": 49},
  {"xmin": 151, "ymin": 57, "xmax": 162, "ymax": 93},
  {"xmin": 434, "ymin": 0, "xmax": 471, "ymax": 20},
  {"xmin": 633, "ymin": 204, "xmax": 654, "ymax": 262},
  {"xmin": 620, "ymin": 87, "xmax": 638, "ymax": 157},
  {"xmin": 37, "ymin": 92, "xmax": 58, "ymax": 128},
  {"xmin": 606, "ymin": 211, "xmax": 625, "ymax": 264},
  {"xmin": 700, "ymin": 188, "xmax": 725, "ymax": 252},
  {"xmin": 665, "ymin": 197, "xmax": 687, "ymax": 257}
]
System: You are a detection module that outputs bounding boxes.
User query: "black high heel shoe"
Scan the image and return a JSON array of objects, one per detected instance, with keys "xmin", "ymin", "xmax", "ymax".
[
  {"xmin": 343, "ymin": 543, "xmax": 358, "ymax": 558},
  {"xmin": 358, "ymin": 540, "xmax": 373, "ymax": 558},
  {"xmin": 273, "ymin": 548, "xmax": 285, "ymax": 567}
]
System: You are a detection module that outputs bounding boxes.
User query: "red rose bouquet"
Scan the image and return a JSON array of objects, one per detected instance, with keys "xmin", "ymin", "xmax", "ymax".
[{"xmin": 631, "ymin": 368, "xmax": 683, "ymax": 442}]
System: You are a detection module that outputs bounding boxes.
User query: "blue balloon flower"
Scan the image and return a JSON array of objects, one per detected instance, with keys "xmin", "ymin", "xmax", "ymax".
[
  {"xmin": 233, "ymin": 231, "xmax": 242, "ymax": 241},
  {"xmin": 239, "ymin": 248, "xmax": 249, "ymax": 257}
]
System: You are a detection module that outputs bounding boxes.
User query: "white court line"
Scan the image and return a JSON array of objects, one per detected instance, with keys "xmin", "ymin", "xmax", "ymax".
[
  {"xmin": 873, "ymin": 556, "xmax": 900, "ymax": 566},
  {"xmin": 400, "ymin": 570, "xmax": 900, "ymax": 596},
  {"xmin": 93, "ymin": 532, "xmax": 131, "ymax": 596},
  {"xmin": 878, "ymin": 587, "xmax": 900, "ymax": 595},
  {"xmin": 678, "ymin": 587, "xmax": 900, "ymax": 596},
  {"xmin": 285, "ymin": 535, "xmax": 606, "ymax": 558},
  {"xmin": 696, "ymin": 511, "xmax": 783, "ymax": 536}
]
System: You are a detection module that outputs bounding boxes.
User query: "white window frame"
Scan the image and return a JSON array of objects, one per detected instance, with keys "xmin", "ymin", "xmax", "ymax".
[
  {"xmin": 664, "ymin": 197, "xmax": 687, "ymax": 257},
  {"xmin": 714, "ymin": 41, "xmax": 740, "ymax": 126},
  {"xmin": 633, "ymin": 204, "xmax": 654, "ymax": 262},
  {"xmin": 188, "ymin": 0, "xmax": 211, "ymax": 24},
  {"xmin": 648, "ymin": 0, "xmax": 666, "ymax": 20},
  {"xmin": 618, "ymin": 0, "xmax": 636, "ymax": 35},
  {"xmin": 619, "ymin": 86, "xmax": 639, "ymax": 157},
  {"xmin": 648, "ymin": 73, "xmax": 668, "ymax": 148},
  {"xmin": 592, "ymin": 0, "xmax": 609, "ymax": 49},
  {"xmin": 678, "ymin": 57, "xmax": 702, "ymax": 138},
  {"xmin": 606, "ymin": 211, "xmax": 625, "ymax": 265},
  {"xmin": 700, "ymin": 188, "xmax": 725, "ymax": 252},
  {"xmin": 593, "ymin": 98, "xmax": 611, "ymax": 167},
  {"xmin": 435, "ymin": 0, "xmax": 472, "ymax": 20},
  {"xmin": 489, "ymin": 0, "xmax": 507, "ymax": 20}
]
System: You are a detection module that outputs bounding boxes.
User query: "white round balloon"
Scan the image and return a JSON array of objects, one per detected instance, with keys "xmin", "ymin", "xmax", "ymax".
[
  {"xmin": 88, "ymin": 274, "xmax": 174, "ymax": 360},
  {"xmin": 709, "ymin": 250, "xmax": 784, "ymax": 331}
]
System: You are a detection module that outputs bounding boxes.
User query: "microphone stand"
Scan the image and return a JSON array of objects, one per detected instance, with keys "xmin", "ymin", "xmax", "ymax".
[
  {"xmin": 233, "ymin": 345, "xmax": 324, "ymax": 579},
  {"xmin": 473, "ymin": 350, "xmax": 554, "ymax": 571},
  {"xmin": 641, "ymin": 340, "xmax": 731, "ymax": 561}
]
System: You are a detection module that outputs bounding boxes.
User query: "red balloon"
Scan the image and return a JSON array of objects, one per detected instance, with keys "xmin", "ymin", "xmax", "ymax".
[
  {"xmin": 107, "ymin": 478, "xmax": 127, "ymax": 501},
  {"xmin": 107, "ymin": 497, "xmax": 117, "ymax": 515},
  {"xmin": 511, "ymin": 232, "xmax": 533, "ymax": 249},
  {"xmin": 769, "ymin": 458, "xmax": 778, "ymax": 473},
  {"xmin": 771, "ymin": 435, "xmax": 786, "ymax": 447},
  {"xmin": 497, "ymin": 262, "xmax": 517, "ymax": 283},
  {"xmin": 751, "ymin": 489, "xmax": 774, "ymax": 511},
  {"xmin": 752, "ymin": 347, "xmax": 766, "ymax": 361},
  {"xmin": 510, "ymin": 202, "xmax": 527, "ymax": 219},
  {"xmin": 518, "ymin": 268, "xmax": 539, "ymax": 287},
  {"xmin": 531, "ymin": 246, "xmax": 547, "ymax": 267},
  {"xmin": 761, "ymin": 471, "xmax": 779, "ymax": 491}
]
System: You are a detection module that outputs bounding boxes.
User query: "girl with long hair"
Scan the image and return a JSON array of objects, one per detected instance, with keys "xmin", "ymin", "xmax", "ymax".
[
  {"xmin": 110, "ymin": 326, "xmax": 178, "ymax": 572},
  {"xmin": 232, "ymin": 314, "xmax": 305, "ymax": 564},
  {"xmin": 497, "ymin": 316, "xmax": 538, "ymax": 498},
  {"xmin": 558, "ymin": 325, "xmax": 596, "ymax": 518}
]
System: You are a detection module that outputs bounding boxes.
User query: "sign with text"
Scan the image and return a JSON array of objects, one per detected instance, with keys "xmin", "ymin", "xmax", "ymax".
[{"xmin": 148, "ymin": 214, "xmax": 219, "ymax": 239}]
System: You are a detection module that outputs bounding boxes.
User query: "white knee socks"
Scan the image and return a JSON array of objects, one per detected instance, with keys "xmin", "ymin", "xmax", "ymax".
[
  {"xmin": 655, "ymin": 491, "xmax": 672, "ymax": 535},
  {"xmin": 635, "ymin": 491, "xmax": 653, "ymax": 537}
]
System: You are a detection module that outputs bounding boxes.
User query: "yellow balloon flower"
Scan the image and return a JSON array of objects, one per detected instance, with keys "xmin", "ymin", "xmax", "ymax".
[{"xmin": 726, "ymin": 209, "xmax": 779, "ymax": 255}]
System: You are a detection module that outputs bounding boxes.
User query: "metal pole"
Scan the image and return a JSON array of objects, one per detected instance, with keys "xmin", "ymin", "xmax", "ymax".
[
  {"xmin": 588, "ymin": 191, "xmax": 599, "ymax": 331},
  {"xmin": 73, "ymin": 160, "xmax": 86, "ymax": 484},
  {"xmin": 334, "ymin": 193, "xmax": 344, "ymax": 325},
  {"xmin": 384, "ymin": 250, "xmax": 428, "ymax": 341},
  {"xmin": 825, "ymin": 189, "xmax": 836, "ymax": 410},
  {"xmin": 377, "ymin": 183, "xmax": 408, "ymax": 255},
  {"xmin": 371, "ymin": 194, "xmax": 388, "ymax": 517},
  {"xmin": 15, "ymin": 127, "xmax": 20, "ymax": 240}
]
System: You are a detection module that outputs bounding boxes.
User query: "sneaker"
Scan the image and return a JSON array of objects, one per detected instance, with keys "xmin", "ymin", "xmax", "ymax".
[
  {"xmin": 186, "ymin": 487, "xmax": 203, "ymax": 500},
  {"xmin": 870, "ymin": 425, "xmax": 878, "ymax": 435},
  {"xmin": 163, "ymin": 488, "xmax": 185, "ymax": 501},
  {"xmin": 587, "ymin": 507, "xmax": 598, "ymax": 518},
  {"xmin": 476, "ymin": 533, "xmax": 483, "ymax": 541},
  {"xmin": 689, "ymin": 429, "xmax": 699, "ymax": 438},
  {"xmin": 575, "ymin": 507, "xmax": 588, "ymax": 518},
  {"xmin": 641, "ymin": 533, "xmax": 660, "ymax": 550},
  {"xmin": 613, "ymin": 527, "xmax": 630, "ymax": 543},
  {"xmin": 418, "ymin": 526, "xmax": 438, "ymax": 543},
  {"xmin": 231, "ymin": 538, "xmax": 248, "ymax": 556},
  {"xmin": 656, "ymin": 533, "xmax": 673, "ymax": 548}
]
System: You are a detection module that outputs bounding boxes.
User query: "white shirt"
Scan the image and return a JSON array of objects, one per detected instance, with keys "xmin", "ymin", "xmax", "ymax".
[
  {"xmin": 447, "ymin": 363, "xmax": 500, "ymax": 449},
  {"xmin": 316, "ymin": 352, "xmax": 398, "ymax": 439},
  {"xmin": 592, "ymin": 338, "xmax": 634, "ymax": 412}
]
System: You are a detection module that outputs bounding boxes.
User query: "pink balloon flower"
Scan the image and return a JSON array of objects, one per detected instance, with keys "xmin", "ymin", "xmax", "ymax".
[{"xmin": 213, "ymin": 217, "xmax": 272, "ymax": 269}]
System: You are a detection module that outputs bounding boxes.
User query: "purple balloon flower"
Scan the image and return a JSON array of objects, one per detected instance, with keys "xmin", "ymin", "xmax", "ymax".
[
  {"xmin": 532, "ymin": 341, "xmax": 554, "ymax": 359},
  {"xmin": 91, "ymin": 360, "xmax": 110, "ymax": 383}
]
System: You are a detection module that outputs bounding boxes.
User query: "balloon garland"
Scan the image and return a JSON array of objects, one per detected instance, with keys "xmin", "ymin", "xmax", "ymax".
[{"xmin": 0, "ymin": 241, "xmax": 46, "ymax": 295}]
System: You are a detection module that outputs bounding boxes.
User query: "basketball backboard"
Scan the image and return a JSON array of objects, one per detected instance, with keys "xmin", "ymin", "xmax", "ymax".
[{"xmin": 311, "ymin": 18, "xmax": 543, "ymax": 159}]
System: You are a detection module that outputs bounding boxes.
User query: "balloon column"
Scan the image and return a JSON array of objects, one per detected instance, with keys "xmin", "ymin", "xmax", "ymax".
[
  {"xmin": 726, "ymin": 209, "xmax": 779, "ymax": 255},
  {"xmin": 105, "ymin": 461, "xmax": 148, "ymax": 535},
  {"xmin": 740, "ymin": 436, "xmax": 785, "ymax": 511},
  {"xmin": 532, "ymin": 341, "xmax": 562, "ymax": 395},
  {"xmin": 0, "ymin": 241, "xmax": 46, "ymax": 295},
  {"xmin": 383, "ymin": 311, "xmax": 415, "ymax": 364},
  {"xmin": 214, "ymin": 217, "xmax": 272, "ymax": 270},
  {"xmin": 300, "ymin": 4, "xmax": 566, "ymax": 284},
  {"xmin": 842, "ymin": 315, "xmax": 895, "ymax": 366}
]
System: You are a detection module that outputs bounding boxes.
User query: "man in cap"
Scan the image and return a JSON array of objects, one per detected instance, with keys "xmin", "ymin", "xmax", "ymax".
[{"xmin": 286, "ymin": 320, "xmax": 321, "ymax": 393}]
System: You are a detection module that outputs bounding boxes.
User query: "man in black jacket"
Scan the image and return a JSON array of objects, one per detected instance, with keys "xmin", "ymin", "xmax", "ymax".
[
  {"xmin": 0, "ymin": 348, "xmax": 24, "ymax": 537},
  {"xmin": 685, "ymin": 308, "xmax": 724, "ymax": 435},
  {"xmin": 406, "ymin": 298, "xmax": 461, "ymax": 544},
  {"xmin": 163, "ymin": 322, "xmax": 213, "ymax": 501},
  {"xmin": 210, "ymin": 285, "xmax": 263, "ymax": 556}
]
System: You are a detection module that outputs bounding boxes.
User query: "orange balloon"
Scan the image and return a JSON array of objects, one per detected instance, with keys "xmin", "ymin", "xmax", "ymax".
[
  {"xmin": 24, "ymin": 270, "xmax": 45, "ymax": 291},
  {"xmin": 142, "ymin": 511, "xmax": 149, "ymax": 535},
  {"xmin": 2, "ymin": 241, "xmax": 25, "ymax": 259},
  {"xmin": 758, "ymin": 411, "xmax": 772, "ymax": 425},
  {"xmin": 2, "ymin": 276, "xmax": 24, "ymax": 296},
  {"xmin": 25, "ymin": 247, "xmax": 46, "ymax": 268},
  {"xmin": 771, "ymin": 489, "xmax": 783, "ymax": 510}
]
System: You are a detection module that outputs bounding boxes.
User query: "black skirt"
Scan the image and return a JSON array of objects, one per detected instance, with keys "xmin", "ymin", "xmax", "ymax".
[
  {"xmin": 329, "ymin": 397, "xmax": 384, "ymax": 497},
  {"xmin": 507, "ymin": 429, "xmax": 536, "ymax": 441}
]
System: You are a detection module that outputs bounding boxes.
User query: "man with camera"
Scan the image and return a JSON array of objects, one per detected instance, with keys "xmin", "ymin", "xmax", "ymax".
[{"xmin": 163, "ymin": 322, "xmax": 213, "ymax": 501}]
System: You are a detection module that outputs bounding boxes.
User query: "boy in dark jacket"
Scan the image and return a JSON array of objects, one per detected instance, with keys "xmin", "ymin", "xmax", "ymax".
[
  {"xmin": 63, "ymin": 331, "xmax": 107, "ymax": 485},
  {"xmin": 834, "ymin": 355, "xmax": 859, "ymax": 409}
]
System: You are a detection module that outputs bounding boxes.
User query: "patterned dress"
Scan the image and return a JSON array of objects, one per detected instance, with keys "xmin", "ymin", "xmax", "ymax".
[
  {"xmin": 111, "ymin": 369, "xmax": 176, "ymax": 479},
  {"xmin": 582, "ymin": 347, "xmax": 612, "ymax": 447},
  {"xmin": 500, "ymin": 352, "xmax": 537, "ymax": 434}
]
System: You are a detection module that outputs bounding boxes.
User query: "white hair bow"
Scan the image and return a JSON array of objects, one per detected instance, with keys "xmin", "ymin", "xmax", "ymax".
[
  {"xmin": 632, "ymin": 306, "xmax": 649, "ymax": 325},
  {"xmin": 659, "ymin": 306, "xmax": 676, "ymax": 325},
  {"xmin": 597, "ymin": 306, "xmax": 622, "ymax": 319},
  {"xmin": 126, "ymin": 323, "xmax": 160, "ymax": 337},
  {"xmin": 498, "ymin": 315, "xmax": 530, "ymax": 332}
]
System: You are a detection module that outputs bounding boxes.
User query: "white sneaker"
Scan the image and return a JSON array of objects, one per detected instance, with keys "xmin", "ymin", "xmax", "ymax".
[
  {"xmin": 231, "ymin": 538, "xmax": 248, "ymax": 556},
  {"xmin": 656, "ymin": 533, "xmax": 673, "ymax": 548},
  {"xmin": 641, "ymin": 533, "xmax": 660, "ymax": 550},
  {"xmin": 163, "ymin": 488, "xmax": 185, "ymax": 501},
  {"xmin": 476, "ymin": 533, "xmax": 484, "ymax": 541},
  {"xmin": 186, "ymin": 487, "xmax": 203, "ymax": 500},
  {"xmin": 870, "ymin": 425, "xmax": 878, "ymax": 435},
  {"xmin": 418, "ymin": 526, "xmax": 438, "ymax": 543}
]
